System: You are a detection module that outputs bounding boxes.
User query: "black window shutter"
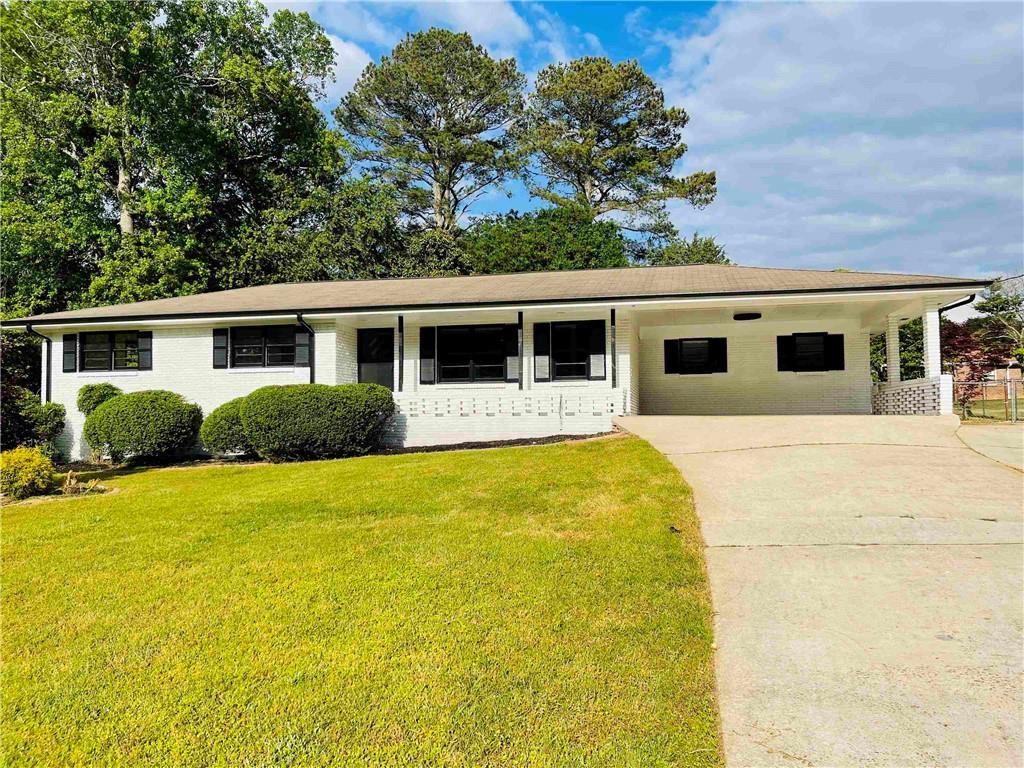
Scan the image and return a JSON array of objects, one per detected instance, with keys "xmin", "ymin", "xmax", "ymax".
[
  {"xmin": 825, "ymin": 334, "xmax": 845, "ymax": 371},
  {"xmin": 62, "ymin": 334, "xmax": 78, "ymax": 372},
  {"xmin": 503, "ymin": 324, "xmax": 520, "ymax": 382},
  {"xmin": 777, "ymin": 335, "xmax": 795, "ymax": 371},
  {"xmin": 137, "ymin": 331, "xmax": 153, "ymax": 370},
  {"xmin": 420, "ymin": 326, "xmax": 436, "ymax": 384},
  {"xmin": 533, "ymin": 322, "xmax": 551, "ymax": 382},
  {"xmin": 213, "ymin": 329, "xmax": 229, "ymax": 369},
  {"xmin": 664, "ymin": 339, "xmax": 680, "ymax": 374},
  {"xmin": 587, "ymin": 320, "xmax": 606, "ymax": 380},
  {"xmin": 709, "ymin": 337, "xmax": 728, "ymax": 373},
  {"xmin": 294, "ymin": 326, "xmax": 311, "ymax": 367}
]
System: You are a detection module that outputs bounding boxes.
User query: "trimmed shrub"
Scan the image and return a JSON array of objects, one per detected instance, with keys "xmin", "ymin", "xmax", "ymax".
[
  {"xmin": 1, "ymin": 446, "xmax": 55, "ymax": 500},
  {"xmin": 1, "ymin": 383, "xmax": 37, "ymax": 451},
  {"xmin": 83, "ymin": 390, "xmax": 202, "ymax": 463},
  {"xmin": 200, "ymin": 397, "xmax": 254, "ymax": 456},
  {"xmin": 240, "ymin": 383, "xmax": 395, "ymax": 462},
  {"xmin": 0, "ymin": 383, "xmax": 66, "ymax": 460},
  {"xmin": 77, "ymin": 383, "xmax": 123, "ymax": 415}
]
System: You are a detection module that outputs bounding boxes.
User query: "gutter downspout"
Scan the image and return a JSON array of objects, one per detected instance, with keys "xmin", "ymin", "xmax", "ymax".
[
  {"xmin": 296, "ymin": 313, "xmax": 316, "ymax": 384},
  {"xmin": 25, "ymin": 324, "xmax": 52, "ymax": 403},
  {"xmin": 939, "ymin": 293, "xmax": 975, "ymax": 317}
]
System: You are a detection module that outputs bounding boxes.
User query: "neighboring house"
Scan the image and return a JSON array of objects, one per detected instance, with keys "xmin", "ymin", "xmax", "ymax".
[{"xmin": 6, "ymin": 265, "xmax": 988, "ymax": 460}]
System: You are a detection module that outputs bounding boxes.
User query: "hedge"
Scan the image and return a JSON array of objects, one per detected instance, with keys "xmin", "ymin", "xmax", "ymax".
[
  {"xmin": 1, "ymin": 446, "xmax": 55, "ymax": 500},
  {"xmin": 77, "ymin": 383, "xmax": 123, "ymax": 415},
  {"xmin": 239, "ymin": 383, "xmax": 395, "ymax": 462},
  {"xmin": 199, "ymin": 397, "xmax": 254, "ymax": 456},
  {"xmin": 0, "ymin": 383, "xmax": 66, "ymax": 460},
  {"xmin": 83, "ymin": 390, "xmax": 202, "ymax": 463}
]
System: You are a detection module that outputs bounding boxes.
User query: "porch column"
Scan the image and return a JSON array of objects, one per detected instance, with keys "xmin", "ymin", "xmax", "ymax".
[
  {"xmin": 885, "ymin": 314, "xmax": 901, "ymax": 383},
  {"xmin": 922, "ymin": 301, "xmax": 942, "ymax": 378}
]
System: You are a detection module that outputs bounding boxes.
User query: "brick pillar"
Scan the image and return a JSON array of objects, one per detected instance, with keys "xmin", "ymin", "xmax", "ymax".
[
  {"xmin": 922, "ymin": 302, "xmax": 942, "ymax": 378},
  {"xmin": 885, "ymin": 314, "xmax": 902, "ymax": 383}
]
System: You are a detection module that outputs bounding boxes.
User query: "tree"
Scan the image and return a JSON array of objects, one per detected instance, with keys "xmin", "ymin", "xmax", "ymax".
[
  {"xmin": 975, "ymin": 276, "xmax": 1024, "ymax": 365},
  {"xmin": 0, "ymin": 0, "xmax": 351, "ymax": 310},
  {"xmin": 642, "ymin": 233, "xmax": 730, "ymax": 266},
  {"xmin": 463, "ymin": 207, "xmax": 631, "ymax": 275},
  {"xmin": 338, "ymin": 29, "xmax": 525, "ymax": 233},
  {"xmin": 520, "ymin": 57, "xmax": 715, "ymax": 239},
  {"xmin": 942, "ymin": 319, "xmax": 1005, "ymax": 416},
  {"xmin": 870, "ymin": 318, "xmax": 924, "ymax": 383}
]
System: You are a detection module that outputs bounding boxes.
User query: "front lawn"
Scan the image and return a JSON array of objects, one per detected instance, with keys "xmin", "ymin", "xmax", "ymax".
[{"xmin": 2, "ymin": 435, "xmax": 720, "ymax": 767}]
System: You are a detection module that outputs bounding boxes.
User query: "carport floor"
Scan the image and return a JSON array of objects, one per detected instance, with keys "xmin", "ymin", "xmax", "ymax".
[{"xmin": 616, "ymin": 415, "xmax": 1023, "ymax": 768}]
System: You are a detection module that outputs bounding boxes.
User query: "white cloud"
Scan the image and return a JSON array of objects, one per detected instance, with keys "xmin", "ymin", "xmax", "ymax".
[
  {"xmin": 644, "ymin": 2, "xmax": 1023, "ymax": 278},
  {"xmin": 411, "ymin": 0, "xmax": 532, "ymax": 55},
  {"xmin": 323, "ymin": 34, "xmax": 372, "ymax": 107}
]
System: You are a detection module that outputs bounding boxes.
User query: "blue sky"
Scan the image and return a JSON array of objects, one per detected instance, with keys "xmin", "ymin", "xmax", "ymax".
[{"xmin": 269, "ymin": 1, "xmax": 1023, "ymax": 282}]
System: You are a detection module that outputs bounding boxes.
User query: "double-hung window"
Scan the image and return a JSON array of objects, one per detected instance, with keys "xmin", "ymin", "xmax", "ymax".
[
  {"xmin": 533, "ymin": 320, "xmax": 606, "ymax": 382},
  {"xmin": 419, "ymin": 324, "xmax": 519, "ymax": 384},
  {"xmin": 73, "ymin": 331, "xmax": 152, "ymax": 371},
  {"xmin": 664, "ymin": 337, "xmax": 728, "ymax": 374},
  {"xmin": 777, "ymin": 332, "xmax": 845, "ymax": 372},
  {"xmin": 214, "ymin": 326, "xmax": 311, "ymax": 369}
]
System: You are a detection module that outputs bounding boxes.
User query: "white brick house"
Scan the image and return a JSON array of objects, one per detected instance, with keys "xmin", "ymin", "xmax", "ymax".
[{"xmin": 6, "ymin": 265, "xmax": 988, "ymax": 459}]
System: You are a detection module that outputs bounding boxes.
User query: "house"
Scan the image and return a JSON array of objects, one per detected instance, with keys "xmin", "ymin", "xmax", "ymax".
[{"xmin": 5, "ymin": 264, "xmax": 989, "ymax": 460}]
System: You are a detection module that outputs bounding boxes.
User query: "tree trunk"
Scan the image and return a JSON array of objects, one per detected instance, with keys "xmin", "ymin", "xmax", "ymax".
[
  {"xmin": 432, "ymin": 181, "xmax": 445, "ymax": 230},
  {"xmin": 117, "ymin": 162, "xmax": 134, "ymax": 236}
]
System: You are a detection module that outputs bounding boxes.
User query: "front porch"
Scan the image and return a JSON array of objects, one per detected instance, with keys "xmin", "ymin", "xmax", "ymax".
[{"xmin": 322, "ymin": 288, "xmax": 957, "ymax": 446}]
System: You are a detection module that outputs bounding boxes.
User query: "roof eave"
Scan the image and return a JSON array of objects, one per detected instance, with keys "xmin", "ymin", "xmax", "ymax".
[{"xmin": 2, "ymin": 279, "xmax": 992, "ymax": 329}]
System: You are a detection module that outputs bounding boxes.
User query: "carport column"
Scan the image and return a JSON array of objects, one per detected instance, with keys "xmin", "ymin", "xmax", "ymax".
[
  {"xmin": 922, "ymin": 301, "xmax": 942, "ymax": 379},
  {"xmin": 885, "ymin": 314, "xmax": 902, "ymax": 383}
]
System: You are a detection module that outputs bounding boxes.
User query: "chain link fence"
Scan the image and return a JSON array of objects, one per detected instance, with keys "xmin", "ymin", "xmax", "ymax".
[{"xmin": 953, "ymin": 379, "xmax": 1022, "ymax": 422}]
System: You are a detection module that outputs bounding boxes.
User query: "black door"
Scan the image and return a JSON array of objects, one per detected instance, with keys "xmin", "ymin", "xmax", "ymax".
[{"xmin": 358, "ymin": 328, "xmax": 394, "ymax": 390}]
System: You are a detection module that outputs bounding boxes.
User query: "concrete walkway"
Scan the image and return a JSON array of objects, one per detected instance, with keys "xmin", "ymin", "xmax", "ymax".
[
  {"xmin": 957, "ymin": 422, "xmax": 1024, "ymax": 471},
  {"xmin": 616, "ymin": 415, "xmax": 1023, "ymax": 767}
]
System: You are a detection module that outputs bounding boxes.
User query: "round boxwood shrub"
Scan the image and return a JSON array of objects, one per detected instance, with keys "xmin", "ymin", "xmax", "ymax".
[
  {"xmin": 83, "ymin": 390, "xmax": 202, "ymax": 463},
  {"xmin": 240, "ymin": 383, "xmax": 395, "ymax": 462},
  {"xmin": 77, "ymin": 383, "xmax": 123, "ymax": 415},
  {"xmin": 1, "ymin": 446, "xmax": 55, "ymax": 500},
  {"xmin": 200, "ymin": 397, "xmax": 254, "ymax": 457}
]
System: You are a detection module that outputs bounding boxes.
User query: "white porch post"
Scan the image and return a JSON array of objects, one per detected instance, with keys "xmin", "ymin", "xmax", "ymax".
[
  {"xmin": 922, "ymin": 301, "xmax": 942, "ymax": 378},
  {"xmin": 885, "ymin": 314, "xmax": 902, "ymax": 383}
]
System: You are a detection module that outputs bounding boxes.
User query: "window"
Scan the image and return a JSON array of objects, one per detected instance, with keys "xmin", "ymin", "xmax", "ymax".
[
  {"xmin": 533, "ymin": 320, "xmax": 606, "ymax": 382},
  {"xmin": 435, "ymin": 324, "xmax": 514, "ymax": 383},
  {"xmin": 78, "ymin": 331, "xmax": 151, "ymax": 371},
  {"xmin": 225, "ymin": 326, "xmax": 309, "ymax": 368},
  {"xmin": 777, "ymin": 333, "xmax": 845, "ymax": 372},
  {"xmin": 664, "ymin": 337, "xmax": 728, "ymax": 375},
  {"xmin": 358, "ymin": 328, "xmax": 394, "ymax": 390}
]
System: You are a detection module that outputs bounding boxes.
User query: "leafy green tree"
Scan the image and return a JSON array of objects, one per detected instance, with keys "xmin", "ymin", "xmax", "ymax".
[
  {"xmin": 463, "ymin": 207, "xmax": 630, "ymax": 274},
  {"xmin": 975, "ymin": 276, "xmax": 1024, "ymax": 365},
  {"xmin": 1, "ymin": 0, "xmax": 355, "ymax": 310},
  {"xmin": 387, "ymin": 229, "xmax": 469, "ymax": 278},
  {"xmin": 642, "ymin": 233, "xmax": 730, "ymax": 266},
  {"xmin": 338, "ymin": 29, "xmax": 525, "ymax": 232},
  {"xmin": 520, "ymin": 57, "xmax": 715, "ymax": 239},
  {"xmin": 870, "ymin": 318, "xmax": 924, "ymax": 382}
]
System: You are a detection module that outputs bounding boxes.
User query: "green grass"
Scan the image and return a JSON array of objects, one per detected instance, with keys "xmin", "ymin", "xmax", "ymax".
[
  {"xmin": 2, "ymin": 436, "xmax": 721, "ymax": 767},
  {"xmin": 955, "ymin": 397, "xmax": 1023, "ymax": 421}
]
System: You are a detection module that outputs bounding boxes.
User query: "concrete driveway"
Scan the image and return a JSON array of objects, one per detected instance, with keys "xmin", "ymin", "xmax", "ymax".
[{"xmin": 616, "ymin": 415, "xmax": 1023, "ymax": 767}]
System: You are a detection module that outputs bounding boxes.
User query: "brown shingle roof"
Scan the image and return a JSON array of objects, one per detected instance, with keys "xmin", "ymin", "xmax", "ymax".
[{"xmin": 6, "ymin": 264, "xmax": 988, "ymax": 326}]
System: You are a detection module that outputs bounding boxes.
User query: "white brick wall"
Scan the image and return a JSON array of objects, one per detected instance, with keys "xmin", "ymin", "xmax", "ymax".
[
  {"xmin": 386, "ymin": 391, "xmax": 623, "ymax": 447},
  {"xmin": 49, "ymin": 322, "xmax": 331, "ymax": 459},
  {"xmin": 638, "ymin": 318, "xmax": 873, "ymax": 415},
  {"xmin": 42, "ymin": 307, "xmax": 884, "ymax": 457},
  {"xmin": 872, "ymin": 375, "xmax": 953, "ymax": 415}
]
